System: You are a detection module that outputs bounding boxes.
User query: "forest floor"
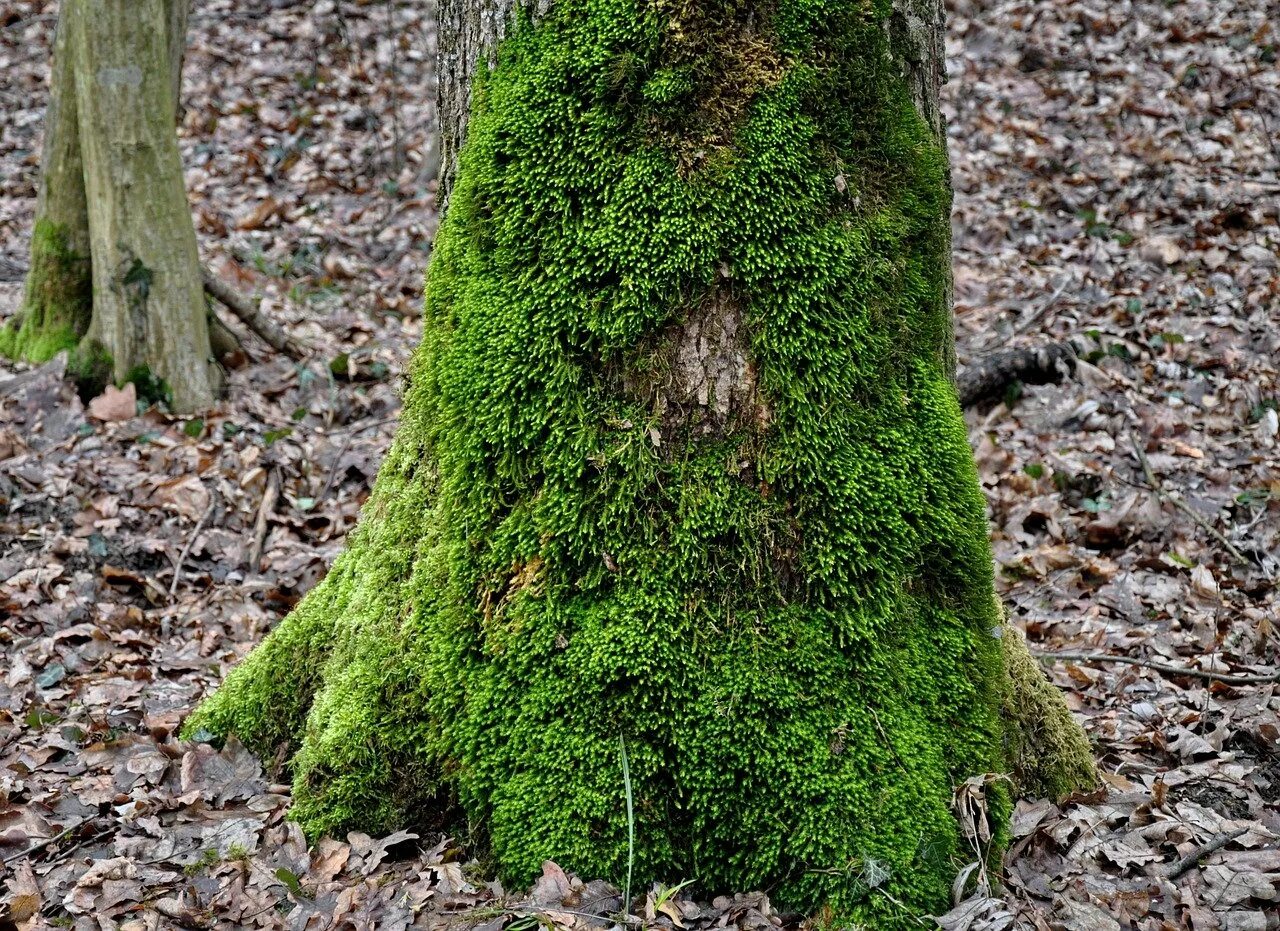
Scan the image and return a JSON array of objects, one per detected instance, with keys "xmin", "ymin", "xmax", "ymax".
[{"xmin": 1, "ymin": 0, "xmax": 1278, "ymax": 928}]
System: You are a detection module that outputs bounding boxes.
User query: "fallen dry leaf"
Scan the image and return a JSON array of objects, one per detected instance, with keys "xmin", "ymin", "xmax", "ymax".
[{"xmin": 87, "ymin": 382, "xmax": 137, "ymax": 421}]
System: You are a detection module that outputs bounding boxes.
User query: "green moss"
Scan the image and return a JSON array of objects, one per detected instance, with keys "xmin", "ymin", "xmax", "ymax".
[
  {"xmin": 1001, "ymin": 622, "xmax": 1098, "ymax": 801},
  {"xmin": 187, "ymin": 0, "xmax": 1043, "ymax": 924},
  {"xmin": 123, "ymin": 365, "xmax": 173, "ymax": 408},
  {"xmin": 66, "ymin": 339, "xmax": 113, "ymax": 400},
  {"xmin": 1, "ymin": 219, "xmax": 92, "ymax": 363}
]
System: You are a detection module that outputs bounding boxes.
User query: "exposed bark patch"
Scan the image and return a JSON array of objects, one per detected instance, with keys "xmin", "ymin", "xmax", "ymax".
[{"xmin": 623, "ymin": 286, "xmax": 769, "ymax": 443}]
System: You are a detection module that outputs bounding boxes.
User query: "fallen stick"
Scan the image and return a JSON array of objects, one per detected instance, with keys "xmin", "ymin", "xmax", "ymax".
[
  {"xmin": 1165, "ymin": 826, "xmax": 1249, "ymax": 881},
  {"xmin": 248, "ymin": 469, "xmax": 280, "ymax": 572},
  {"xmin": 1130, "ymin": 434, "xmax": 1252, "ymax": 567},
  {"xmin": 170, "ymin": 496, "xmax": 216, "ymax": 597},
  {"xmin": 957, "ymin": 341, "xmax": 1077, "ymax": 407},
  {"xmin": 1, "ymin": 818, "xmax": 92, "ymax": 865},
  {"xmin": 202, "ymin": 266, "xmax": 307, "ymax": 360},
  {"xmin": 1039, "ymin": 652, "xmax": 1280, "ymax": 687}
]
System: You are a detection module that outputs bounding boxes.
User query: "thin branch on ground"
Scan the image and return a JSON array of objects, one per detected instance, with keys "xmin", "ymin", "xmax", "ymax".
[
  {"xmin": 170, "ymin": 495, "xmax": 217, "ymax": 597},
  {"xmin": 1038, "ymin": 652, "xmax": 1280, "ymax": 686},
  {"xmin": 1130, "ymin": 434, "xmax": 1252, "ymax": 567},
  {"xmin": 248, "ymin": 468, "xmax": 281, "ymax": 572},
  {"xmin": 202, "ymin": 266, "xmax": 308, "ymax": 360},
  {"xmin": 1, "ymin": 818, "xmax": 92, "ymax": 866},
  {"xmin": 1165, "ymin": 826, "xmax": 1249, "ymax": 881}
]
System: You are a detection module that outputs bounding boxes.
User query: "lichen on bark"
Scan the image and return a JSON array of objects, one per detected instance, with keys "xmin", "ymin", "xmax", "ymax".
[{"xmin": 188, "ymin": 0, "xmax": 1094, "ymax": 924}]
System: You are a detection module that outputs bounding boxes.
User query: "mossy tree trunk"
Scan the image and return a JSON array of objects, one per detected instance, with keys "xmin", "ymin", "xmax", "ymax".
[
  {"xmin": 1, "ymin": 6, "xmax": 92, "ymax": 364},
  {"xmin": 188, "ymin": 0, "xmax": 1093, "ymax": 924},
  {"xmin": 2, "ymin": 0, "xmax": 219, "ymax": 413}
]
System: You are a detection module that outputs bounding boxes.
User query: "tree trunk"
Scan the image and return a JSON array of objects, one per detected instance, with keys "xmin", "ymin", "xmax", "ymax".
[
  {"xmin": 189, "ymin": 0, "xmax": 1093, "ymax": 922},
  {"xmin": 1, "ymin": 7, "xmax": 92, "ymax": 364},
  {"xmin": 70, "ymin": 0, "xmax": 218, "ymax": 411},
  {"xmin": 2, "ymin": 0, "xmax": 218, "ymax": 413}
]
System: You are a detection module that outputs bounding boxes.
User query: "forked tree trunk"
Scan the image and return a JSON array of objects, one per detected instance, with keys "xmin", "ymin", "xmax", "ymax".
[
  {"xmin": 189, "ymin": 0, "xmax": 1094, "ymax": 923},
  {"xmin": 69, "ymin": 0, "xmax": 218, "ymax": 411},
  {"xmin": 2, "ymin": 0, "xmax": 218, "ymax": 413}
]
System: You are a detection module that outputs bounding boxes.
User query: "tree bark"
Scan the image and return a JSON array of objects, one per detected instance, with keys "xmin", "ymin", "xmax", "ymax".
[
  {"xmin": 436, "ymin": 0, "xmax": 531, "ymax": 211},
  {"xmin": 3, "ymin": 0, "xmax": 218, "ymax": 413},
  {"xmin": 191, "ymin": 0, "xmax": 1094, "ymax": 921},
  {"xmin": 68, "ymin": 0, "xmax": 219, "ymax": 412},
  {"xmin": 1, "ymin": 6, "xmax": 92, "ymax": 363}
]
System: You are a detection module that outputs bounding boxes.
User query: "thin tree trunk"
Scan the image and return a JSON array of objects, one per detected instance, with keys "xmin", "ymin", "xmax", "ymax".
[
  {"xmin": 68, "ymin": 0, "xmax": 219, "ymax": 412},
  {"xmin": 2, "ymin": 6, "xmax": 92, "ymax": 363}
]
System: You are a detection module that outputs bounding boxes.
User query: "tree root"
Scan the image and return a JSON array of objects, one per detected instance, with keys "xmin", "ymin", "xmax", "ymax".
[
  {"xmin": 202, "ymin": 266, "xmax": 307, "ymax": 360},
  {"xmin": 1001, "ymin": 622, "xmax": 1098, "ymax": 801},
  {"xmin": 1039, "ymin": 651, "xmax": 1280, "ymax": 687}
]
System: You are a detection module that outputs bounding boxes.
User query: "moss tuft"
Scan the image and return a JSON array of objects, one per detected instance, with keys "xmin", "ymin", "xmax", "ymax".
[
  {"xmin": 1, "ymin": 219, "xmax": 92, "ymax": 363},
  {"xmin": 66, "ymin": 339, "xmax": 113, "ymax": 400},
  {"xmin": 186, "ymin": 0, "xmax": 1059, "ymax": 924},
  {"xmin": 123, "ymin": 365, "xmax": 174, "ymax": 408}
]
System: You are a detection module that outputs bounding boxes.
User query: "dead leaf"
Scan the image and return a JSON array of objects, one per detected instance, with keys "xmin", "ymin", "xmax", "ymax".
[{"xmin": 88, "ymin": 383, "xmax": 137, "ymax": 421}]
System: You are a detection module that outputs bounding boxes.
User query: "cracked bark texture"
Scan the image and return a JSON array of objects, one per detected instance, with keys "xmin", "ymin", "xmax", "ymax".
[{"xmin": 437, "ymin": 0, "xmax": 536, "ymax": 210}]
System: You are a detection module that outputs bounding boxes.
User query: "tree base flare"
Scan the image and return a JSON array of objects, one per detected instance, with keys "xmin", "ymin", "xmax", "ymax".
[
  {"xmin": 1001, "ymin": 623, "xmax": 1098, "ymax": 802},
  {"xmin": 188, "ymin": 0, "xmax": 1093, "ymax": 924}
]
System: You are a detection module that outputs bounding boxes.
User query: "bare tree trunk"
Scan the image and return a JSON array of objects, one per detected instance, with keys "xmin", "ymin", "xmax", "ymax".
[{"xmin": 68, "ymin": 0, "xmax": 218, "ymax": 412}]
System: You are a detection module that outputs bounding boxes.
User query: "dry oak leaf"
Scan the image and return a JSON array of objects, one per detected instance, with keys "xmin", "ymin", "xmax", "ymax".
[
  {"xmin": 88, "ymin": 382, "xmax": 137, "ymax": 422},
  {"xmin": 179, "ymin": 735, "xmax": 265, "ymax": 805},
  {"xmin": 2, "ymin": 859, "xmax": 42, "ymax": 925}
]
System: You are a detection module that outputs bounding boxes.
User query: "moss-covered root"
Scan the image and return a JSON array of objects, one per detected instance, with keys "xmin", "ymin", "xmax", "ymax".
[
  {"xmin": 0, "ymin": 219, "xmax": 92, "ymax": 363},
  {"xmin": 1001, "ymin": 621, "xmax": 1098, "ymax": 800},
  {"xmin": 184, "ymin": 430, "xmax": 443, "ymax": 833},
  {"xmin": 182, "ymin": 563, "xmax": 346, "ymax": 761}
]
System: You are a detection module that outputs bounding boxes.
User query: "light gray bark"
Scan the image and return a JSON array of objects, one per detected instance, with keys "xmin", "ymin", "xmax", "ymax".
[
  {"xmin": 68, "ymin": 0, "xmax": 219, "ymax": 412},
  {"xmin": 436, "ymin": 0, "xmax": 531, "ymax": 209},
  {"xmin": 31, "ymin": 9, "xmax": 90, "ymax": 265}
]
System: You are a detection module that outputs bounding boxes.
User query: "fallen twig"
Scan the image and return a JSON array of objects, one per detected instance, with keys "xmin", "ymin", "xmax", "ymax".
[
  {"xmin": 202, "ymin": 266, "xmax": 307, "ymax": 360},
  {"xmin": 248, "ymin": 469, "xmax": 280, "ymax": 572},
  {"xmin": 1039, "ymin": 652, "xmax": 1280, "ymax": 686},
  {"xmin": 170, "ymin": 495, "xmax": 217, "ymax": 597},
  {"xmin": 314, "ymin": 432, "xmax": 354, "ymax": 508},
  {"xmin": 1, "ymin": 818, "xmax": 92, "ymax": 866},
  {"xmin": 1010, "ymin": 275, "xmax": 1071, "ymax": 337},
  {"xmin": 1130, "ymin": 434, "xmax": 1252, "ymax": 567},
  {"xmin": 1165, "ymin": 826, "xmax": 1249, "ymax": 881}
]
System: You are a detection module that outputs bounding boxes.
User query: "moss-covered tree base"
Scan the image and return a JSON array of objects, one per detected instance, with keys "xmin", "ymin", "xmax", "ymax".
[
  {"xmin": 1001, "ymin": 622, "xmax": 1098, "ymax": 801},
  {"xmin": 187, "ymin": 0, "xmax": 1094, "ymax": 924},
  {"xmin": 0, "ymin": 219, "xmax": 91, "ymax": 364}
]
